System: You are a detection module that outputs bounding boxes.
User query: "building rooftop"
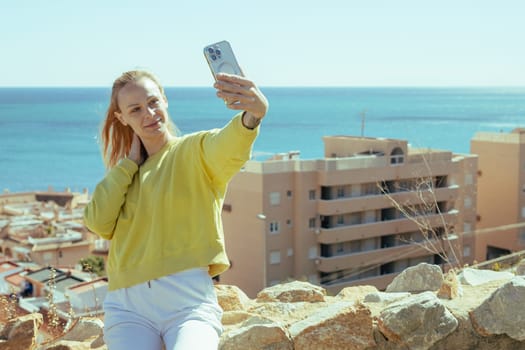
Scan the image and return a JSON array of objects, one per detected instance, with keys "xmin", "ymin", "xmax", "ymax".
[
  {"xmin": 0, "ymin": 261, "xmax": 20, "ymax": 274},
  {"xmin": 68, "ymin": 277, "xmax": 108, "ymax": 294},
  {"xmin": 55, "ymin": 275, "xmax": 85, "ymax": 293},
  {"xmin": 26, "ymin": 267, "xmax": 67, "ymax": 284},
  {"xmin": 5, "ymin": 271, "xmax": 26, "ymax": 289},
  {"xmin": 472, "ymin": 130, "xmax": 525, "ymax": 144}
]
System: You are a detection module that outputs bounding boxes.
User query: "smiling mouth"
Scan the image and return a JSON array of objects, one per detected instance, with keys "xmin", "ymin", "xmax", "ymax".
[{"xmin": 145, "ymin": 118, "xmax": 162, "ymax": 128}]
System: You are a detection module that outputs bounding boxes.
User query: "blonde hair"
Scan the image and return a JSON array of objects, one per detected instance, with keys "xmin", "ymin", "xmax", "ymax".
[{"xmin": 100, "ymin": 70, "xmax": 175, "ymax": 168}]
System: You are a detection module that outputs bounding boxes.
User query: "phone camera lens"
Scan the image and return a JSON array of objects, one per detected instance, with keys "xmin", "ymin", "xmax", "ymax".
[
  {"xmin": 211, "ymin": 54, "xmax": 217, "ymax": 61},
  {"xmin": 207, "ymin": 47, "xmax": 214, "ymax": 54},
  {"xmin": 215, "ymin": 49, "xmax": 221, "ymax": 56}
]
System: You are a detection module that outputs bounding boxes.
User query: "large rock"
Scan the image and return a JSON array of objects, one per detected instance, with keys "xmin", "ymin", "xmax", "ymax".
[
  {"xmin": 378, "ymin": 291, "xmax": 458, "ymax": 350},
  {"xmin": 256, "ymin": 281, "xmax": 326, "ymax": 303},
  {"xmin": 289, "ymin": 302, "xmax": 374, "ymax": 350},
  {"xmin": 60, "ymin": 317, "xmax": 103, "ymax": 342},
  {"xmin": 40, "ymin": 317, "xmax": 106, "ymax": 350},
  {"xmin": 0, "ymin": 313, "xmax": 42, "ymax": 350},
  {"xmin": 433, "ymin": 279, "xmax": 525, "ymax": 350},
  {"xmin": 219, "ymin": 321, "xmax": 293, "ymax": 350},
  {"xmin": 42, "ymin": 340, "xmax": 96, "ymax": 349},
  {"xmin": 458, "ymin": 268, "xmax": 514, "ymax": 286},
  {"xmin": 386, "ymin": 263, "xmax": 444, "ymax": 293},
  {"xmin": 515, "ymin": 260, "xmax": 525, "ymax": 276},
  {"xmin": 215, "ymin": 284, "xmax": 252, "ymax": 311},
  {"xmin": 221, "ymin": 310, "xmax": 257, "ymax": 326},
  {"xmin": 364, "ymin": 291, "xmax": 411, "ymax": 304},
  {"xmin": 470, "ymin": 277, "xmax": 525, "ymax": 341},
  {"xmin": 336, "ymin": 285, "xmax": 378, "ymax": 302},
  {"xmin": 248, "ymin": 301, "xmax": 328, "ymax": 328}
]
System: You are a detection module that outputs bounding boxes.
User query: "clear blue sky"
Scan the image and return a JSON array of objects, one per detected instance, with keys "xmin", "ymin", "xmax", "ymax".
[{"xmin": 1, "ymin": 0, "xmax": 523, "ymax": 87}]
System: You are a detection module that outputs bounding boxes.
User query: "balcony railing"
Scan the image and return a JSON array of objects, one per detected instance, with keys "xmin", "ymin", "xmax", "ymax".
[
  {"xmin": 317, "ymin": 211, "xmax": 458, "ymax": 244},
  {"xmin": 316, "ymin": 237, "xmax": 456, "ymax": 273},
  {"xmin": 317, "ymin": 185, "xmax": 459, "ymax": 215}
]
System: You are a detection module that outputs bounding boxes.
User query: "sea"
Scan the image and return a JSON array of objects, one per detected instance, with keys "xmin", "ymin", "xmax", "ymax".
[{"xmin": 1, "ymin": 87, "xmax": 524, "ymax": 194}]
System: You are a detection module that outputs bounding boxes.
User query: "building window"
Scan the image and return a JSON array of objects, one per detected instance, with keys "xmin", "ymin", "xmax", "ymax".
[
  {"xmin": 309, "ymin": 217, "xmax": 316, "ymax": 229},
  {"xmin": 270, "ymin": 251, "xmax": 281, "ymax": 264},
  {"xmin": 351, "ymin": 185, "xmax": 361, "ymax": 197},
  {"xmin": 309, "ymin": 190, "xmax": 316, "ymax": 200},
  {"xmin": 43, "ymin": 252, "xmax": 53, "ymax": 263},
  {"xmin": 464, "ymin": 197, "xmax": 472, "ymax": 209},
  {"xmin": 520, "ymin": 228, "xmax": 525, "ymax": 244},
  {"xmin": 308, "ymin": 247, "xmax": 317, "ymax": 260},
  {"xmin": 287, "ymin": 219, "xmax": 292, "ymax": 226},
  {"xmin": 463, "ymin": 245, "xmax": 471, "ymax": 257},
  {"xmin": 465, "ymin": 174, "xmax": 473, "ymax": 185},
  {"xmin": 336, "ymin": 187, "xmax": 345, "ymax": 198},
  {"xmin": 222, "ymin": 204, "xmax": 232, "ymax": 212},
  {"xmin": 390, "ymin": 147, "xmax": 404, "ymax": 165},
  {"xmin": 337, "ymin": 215, "xmax": 344, "ymax": 226},
  {"xmin": 522, "ymin": 207, "xmax": 525, "ymax": 219},
  {"xmin": 287, "ymin": 248, "xmax": 294, "ymax": 257},
  {"xmin": 350, "ymin": 240, "xmax": 361, "ymax": 252},
  {"xmin": 287, "ymin": 190, "xmax": 292, "ymax": 197},
  {"xmin": 463, "ymin": 222, "xmax": 472, "ymax": 234},
  {"xmin": 308, "ymin": 274, "xmax": 319, "ymax": 284},
  {"xmin": 269, "ymin": 221, "xmax": 280, "ymax": 234},
  {"xmin": 348, "ymin": 212, "xmax": 361, "ymax": 225},
  {"xmin": 336, "ymin": 243, "xmax": 344, "ymax": 254},
  {"xmin": 362, "ymin": 183, "xmax": 378, "ymax": 195},
  {"xmin": 435, "ymin": 176, "xmax": 447, "ymax": 188},
  {"xmin": 269, "ymin": 192, "xmax": 281, "ymax": 206},
  {"xmin": 363, "ymin": 210, "xmax": 377, "ymax": 224}
]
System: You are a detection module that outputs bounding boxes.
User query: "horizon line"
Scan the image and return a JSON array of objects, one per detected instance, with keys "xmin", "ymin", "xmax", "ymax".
[{"xmin": 1, "ymin": 85, "xmax": 524, "ymax": 89}]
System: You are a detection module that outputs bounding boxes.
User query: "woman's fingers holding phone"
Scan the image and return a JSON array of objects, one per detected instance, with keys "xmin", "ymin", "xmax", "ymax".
[
  {"xmin": 215, "ymin": 73, "xmax": 252, "ymax": 92},
  {"xmin": 216, "ymin": 74, "xmax": 268, "ymax": 120}
]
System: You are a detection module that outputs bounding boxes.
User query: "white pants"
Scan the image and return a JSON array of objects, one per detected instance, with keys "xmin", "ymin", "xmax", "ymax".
[{"xmin": 103, "ymin": 268, "xmax": 223, "ymax": 350}]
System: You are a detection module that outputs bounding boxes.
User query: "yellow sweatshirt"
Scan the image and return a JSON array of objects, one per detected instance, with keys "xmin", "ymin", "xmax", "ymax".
[{"xmin": 84, "ymin": 113, "xmax": 259, "ymax": 290}]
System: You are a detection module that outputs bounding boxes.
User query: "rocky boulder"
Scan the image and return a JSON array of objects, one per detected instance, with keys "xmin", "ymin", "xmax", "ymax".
[
  {"xmin": 515, "ymin": 260, "xmax": 525, "ymax": 276},
  {"xmin": 458, "ymin": 267, "xmax": 514, "ymax": 286},
  {"xmin": 336, "ymin": 285, "xmax": 378, "ymax": 302},
  {"xmin": 0, "ymin": 313, "xmax": 42, "ymax": 350},
  {"xmin": 386, "ymin": 262, "xmax": 444, "ymax": 293},
  {"xmin": 289, "ymin": 301, "xmax": 374, "ymax": 350},
  {"xmin": 215, "ymin": 284, "xmax": 252, "ymax": 311},
  {"xmin": 470, "ymin": 277, "xmax": 525, "ymax": 341},
  {"xmin": 377, "ymin": 291, "xmax": 458, "ymax": 350},
  {"xmin": 256, "ymin": 280, "xmax": 326, "ymax": 303},
  {"xmin": 219, "ymin": 320, "xmax": 293, "ymax": 350}
]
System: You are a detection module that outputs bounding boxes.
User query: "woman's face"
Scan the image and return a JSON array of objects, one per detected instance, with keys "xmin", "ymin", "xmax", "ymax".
[{"xmin": 115, "ymin": 77, "xmax": 170, "ymax": 141}]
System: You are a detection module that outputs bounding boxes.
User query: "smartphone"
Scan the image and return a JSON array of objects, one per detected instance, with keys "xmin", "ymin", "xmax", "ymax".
[{"xmin": 203, "ymin": 40, "xmax": 243, "ymax": 79}]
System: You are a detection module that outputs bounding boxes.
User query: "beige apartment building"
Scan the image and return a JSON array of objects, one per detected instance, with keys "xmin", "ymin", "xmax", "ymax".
[
  {"xmin": 221, "ymin": 136, "xmax": 478, "ymax": 296},
  {"xmin": 471, "ymin": 128, "xmax": 525, "ymax": 262}
]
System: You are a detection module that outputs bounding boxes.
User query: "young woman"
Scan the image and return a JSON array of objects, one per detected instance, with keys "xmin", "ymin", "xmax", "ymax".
[{"xmin": 84, "ymin": 70, "xmax": 268, "ymax": 349}]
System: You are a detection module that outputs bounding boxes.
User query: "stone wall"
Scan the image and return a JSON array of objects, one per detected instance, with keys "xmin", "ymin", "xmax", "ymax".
[{"xmin": 1, "ymin": 263, "xmax": 525, "ymax": 350}]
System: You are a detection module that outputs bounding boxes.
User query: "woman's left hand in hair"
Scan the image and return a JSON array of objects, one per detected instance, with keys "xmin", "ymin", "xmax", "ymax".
[
  {"xmin": 214, "ymin": 73, "xmax": 269, "ymax": 124},
  {"xmin": 128, "ymin": 133, "xmax": 145, "ymax": 166}
]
